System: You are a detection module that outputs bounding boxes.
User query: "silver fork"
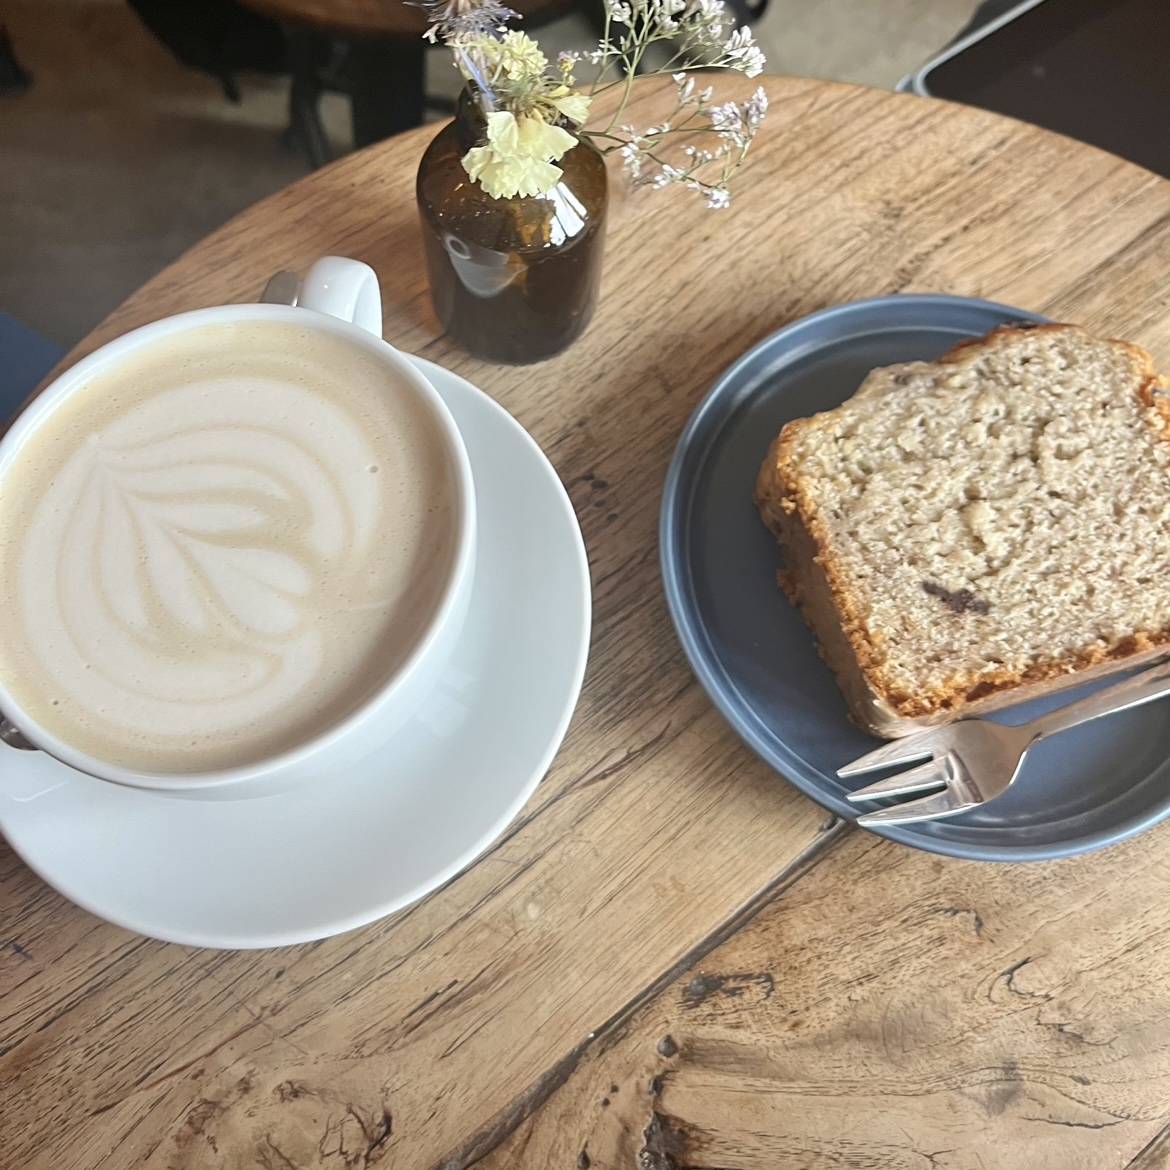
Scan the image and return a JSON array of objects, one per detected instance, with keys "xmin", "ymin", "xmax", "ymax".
[{"xmin": 838, "ymin": 658, "xmax": 1170, "ymax": 826}]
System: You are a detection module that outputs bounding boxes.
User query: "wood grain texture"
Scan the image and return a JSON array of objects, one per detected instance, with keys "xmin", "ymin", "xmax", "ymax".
[
  {"xmin": 5, "ymin": 75, "xmax": 1170, "ymax": 1169},
  {"xmin": 480, "ymin": 824, "xmax": 1170, "ymax": 1170}
]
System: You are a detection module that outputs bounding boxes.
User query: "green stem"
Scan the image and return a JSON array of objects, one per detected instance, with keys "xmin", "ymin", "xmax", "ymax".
[
  {"xmin": 581, "ymin": 129, "xmax": 630, "ymax": 144},
  {"xmin": 601, "ymin": 50, "xmax": 639, "ymax": 133}
]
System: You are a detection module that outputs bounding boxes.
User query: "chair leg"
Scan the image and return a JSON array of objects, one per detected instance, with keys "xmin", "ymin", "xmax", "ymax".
[
  {"xmin": 284, "ymin": 25, "xmax": 332, "ymax": 170},
  {"xmin": 0, "ymin": 24, "xmax": 31, "ymax": 95},
  {"xmin": 347, "ymin": 37, "xmax": 426, "ymax": 149}
]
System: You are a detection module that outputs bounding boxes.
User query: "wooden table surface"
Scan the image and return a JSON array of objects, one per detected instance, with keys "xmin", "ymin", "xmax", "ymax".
[{"xmin": 5, "ymin": 75, "xmax": 1170, "ymax": 1170}]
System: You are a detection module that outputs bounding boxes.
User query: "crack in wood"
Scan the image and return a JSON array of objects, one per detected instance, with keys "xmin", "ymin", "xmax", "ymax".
[
  {"xmin": 922, "ymin": 1150, "xmax": 958, "ymax": 1170},
  {"xmin": 134, "ymin": 1019, "xmax": 263, "ymax": 1094},
  {"xmin": 19, "ymin": 936, "xmax": 156, "ymax": 1042},
  {"xmin": 356, "ymin": 1105, "xmax": 393, "ymax": 1166},
  {"xmin": 680, "ymin": 971, "xmax": 774, "ymax": 1009},
  {"xmin": 260, "ymin": 1134, "xmax": 302, "ymax": 1170},
  {"xmin": 403, "ymin": 980, "xmax": 460, "ymax": 1023},
  {"xmin": 430, "ymin": 1045, "xmax": 588, "ymax": 1170},
  {"xmin": 1022, "ymin": 1115, "xmax": 1122, "ymax": 1130},
  {"xmin": 1122, "ymin": 1117, "xmax": 1170, "ymax": 1168},
  {"xmin": 574, "ymin": 724, "xmax": 673, "ymax": 790},
  {"xmin": 999, "ymin": 957, "xmax": 1033, "ymax": 994},
  {"xmin": 637, "ymin": 1110, "xmax": 691, "ymax": 1170},
  {"xmin": 443, "ymin": 820, "xmax": 851, "ymax": 1170},
  {"xmin": 941, "ymin": 907, "xmax": 984, "ymax": 936},
  {"xmin": 313, "ymin": 1100, "xmax": 394, "ymax": 1168}
]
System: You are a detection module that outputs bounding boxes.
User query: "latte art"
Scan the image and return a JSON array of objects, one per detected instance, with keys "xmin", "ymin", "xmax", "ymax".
[
  {"xmin": 26, "ymin": 380, "xmax": 373, "ymax": 730},
  {"xmin": 0, "ymin": 322, "xmax": 458, "ymax": 771}
]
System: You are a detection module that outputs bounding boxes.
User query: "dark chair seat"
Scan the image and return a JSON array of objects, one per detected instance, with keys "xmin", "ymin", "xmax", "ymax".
[{"xmin": 0, "ymin": 314, "xmax": 64, "ymax": 414}]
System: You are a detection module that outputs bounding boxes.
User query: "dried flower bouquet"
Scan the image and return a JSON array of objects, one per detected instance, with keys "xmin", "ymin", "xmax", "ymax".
[{"xmin": 424, "ymin": 0, "xmax": 769, "ymax": 207}]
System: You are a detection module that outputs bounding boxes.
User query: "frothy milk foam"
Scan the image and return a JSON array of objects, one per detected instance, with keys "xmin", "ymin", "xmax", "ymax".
[{"xmin": 0, "ymin": 321, "xmax": 458, "ymax": 772}]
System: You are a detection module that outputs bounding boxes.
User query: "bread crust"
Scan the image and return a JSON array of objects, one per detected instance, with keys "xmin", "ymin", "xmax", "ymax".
[{"xmin": 753, "ymin": 323, "xmax": 1170, "ymax": 738}]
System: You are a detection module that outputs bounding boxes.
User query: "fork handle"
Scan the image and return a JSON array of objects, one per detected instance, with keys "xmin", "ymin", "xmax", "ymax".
[{"xmin": 1028, "ymin": 658, "xmax": 1170, "ymax": 741}]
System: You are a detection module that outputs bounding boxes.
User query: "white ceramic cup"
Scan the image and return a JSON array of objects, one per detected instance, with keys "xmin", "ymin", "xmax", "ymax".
[{"xmin": 0, "ymin": 257, "xmax": 476, "ymax": 795}]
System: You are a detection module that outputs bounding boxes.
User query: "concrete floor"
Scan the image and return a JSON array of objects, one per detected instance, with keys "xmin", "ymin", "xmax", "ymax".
[{"xmin": 0, "ymin": 0, "xmax": 977, "ymax": 348}]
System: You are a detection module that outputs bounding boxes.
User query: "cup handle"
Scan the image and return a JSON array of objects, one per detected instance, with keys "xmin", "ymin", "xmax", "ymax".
[{"xmin": 297, "ymin": 256, "xmax": 384, "ymax": 339}]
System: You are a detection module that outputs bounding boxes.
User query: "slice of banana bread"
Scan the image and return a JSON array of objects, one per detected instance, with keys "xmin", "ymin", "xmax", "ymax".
[{"xmin": 754, "ymin": 323, "xmax": 1170, "ymax": 737}]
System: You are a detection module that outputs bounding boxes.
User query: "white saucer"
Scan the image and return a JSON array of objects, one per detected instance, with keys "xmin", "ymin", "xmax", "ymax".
[{"xmin": 0, "ymin": 359, "xmax": 591, "ymax": 948}]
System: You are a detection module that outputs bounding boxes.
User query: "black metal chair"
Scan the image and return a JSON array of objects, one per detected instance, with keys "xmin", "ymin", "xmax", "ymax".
[
  {"xmin": 0, "ymin": 23, "xmax": 31, "ymax": 95},
  {"xmin": 128, "ymin": 0, "xmax": 772, "ymax": 171}
]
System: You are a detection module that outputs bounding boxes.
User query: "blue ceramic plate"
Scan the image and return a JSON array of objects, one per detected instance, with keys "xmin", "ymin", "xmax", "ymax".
[{"xmin": 660, "ymin": 294, "xmax": 1170, "ymax": 861}]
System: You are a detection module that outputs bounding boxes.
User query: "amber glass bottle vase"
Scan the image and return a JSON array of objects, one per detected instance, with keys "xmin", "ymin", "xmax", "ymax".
[{"xmin": 416, "ymin": 90, "xmax": 608, "ymax": 365}]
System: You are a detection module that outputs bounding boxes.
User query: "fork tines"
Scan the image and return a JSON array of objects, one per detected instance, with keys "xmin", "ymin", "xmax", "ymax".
[
  {"xmin": 842, "ymin": 756, "xmax": 951, "ymax": 803},
  {"xmin": 836, "ymin": 728, "xmax": 948, "ymax": 779}
]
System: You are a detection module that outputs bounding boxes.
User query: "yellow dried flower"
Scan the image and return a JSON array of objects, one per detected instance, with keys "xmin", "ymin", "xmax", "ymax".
[
  {"xmin": 550, "ymin": 87, "xmax": 591, "ymax": 125},
  {"xmin": 462, "ymin": 110, "xmax": 578, "ymax": 198},
  {"xmin": 497, "ymin": 30, "xmax": 547, "ymax": 77}
]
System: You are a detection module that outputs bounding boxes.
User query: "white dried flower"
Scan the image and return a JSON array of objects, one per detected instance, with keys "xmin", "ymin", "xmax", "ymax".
[
  {"xmin": 740, "ymin": 45, "xmax": 766, "ymax": 77},
  {"xmin": 620, "ymin": 140, "xmax": 644, "ymax": 179},
  {"xmin": 719, "ymin": 26, "xmax": 765, "ymax": 76},
  {"xmin": 650, "ymin": 162, "xmax": 686, "ymax": 188},
  {"xmin": 745, "ymin": 85, "xmax": 769, "ymax": 124},
  {"xmin": 422, "ymin": 0, "xmax": 517, "ymax": 41}
]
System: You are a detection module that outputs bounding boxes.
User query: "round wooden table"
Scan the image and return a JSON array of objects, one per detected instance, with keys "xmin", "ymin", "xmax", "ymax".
[{"xmin": 6, "ymin": 76, "xmax": 1170, "ymax": 1169}]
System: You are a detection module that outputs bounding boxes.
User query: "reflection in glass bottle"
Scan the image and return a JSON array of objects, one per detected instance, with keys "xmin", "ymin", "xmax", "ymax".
[{"xmin": 417, "ymin": 92, "xmax": 608, "ymax": 364}]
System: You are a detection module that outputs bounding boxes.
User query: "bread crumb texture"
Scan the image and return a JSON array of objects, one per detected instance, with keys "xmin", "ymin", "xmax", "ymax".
[{"xmin": 759, "ymin": 324, "xmax": 1170, "ymax": 718}]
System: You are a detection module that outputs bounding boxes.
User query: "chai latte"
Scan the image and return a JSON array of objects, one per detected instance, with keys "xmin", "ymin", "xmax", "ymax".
[{"xmin": 0, "ymin": 321, "xmax": 458, "ymax": 771}]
